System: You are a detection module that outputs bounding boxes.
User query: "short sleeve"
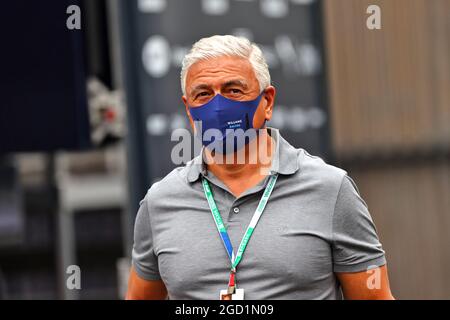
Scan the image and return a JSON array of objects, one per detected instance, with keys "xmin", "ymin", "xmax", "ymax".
[
  {"xmin": 332, "ymin": 175, "xmax": 386, "ymax": 273},
  {"xmin": 131, "ymin": 195, "xmax": 161, "ymax": 280}
]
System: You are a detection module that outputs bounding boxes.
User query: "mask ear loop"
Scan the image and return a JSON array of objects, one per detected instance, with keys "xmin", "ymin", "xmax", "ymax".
[
  {"xmin": 258, "ymin": 89, "xmax": 268, "ymax": 130},
  {"xmin": 241, "ymin": 90, "xmax": 265, "ymax": 131}
]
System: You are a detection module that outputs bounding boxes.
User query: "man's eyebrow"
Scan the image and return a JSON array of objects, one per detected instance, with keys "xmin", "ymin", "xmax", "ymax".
[
  {"xmin": 189, "ymin": 80, "xmax": 248, "ymax": 96},
  {"xmin": 221, "ymin": 80, "xmax": 249, "ymax": 90},
  {"xmin": 189, "ymin": 84, "xmax": 211, "ymax": 96}
]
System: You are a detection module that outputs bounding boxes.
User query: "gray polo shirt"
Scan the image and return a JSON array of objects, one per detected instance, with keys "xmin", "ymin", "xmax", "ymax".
[{"xmin": 132, "ymin": 128, "xmax": 386, "ymax": 300}]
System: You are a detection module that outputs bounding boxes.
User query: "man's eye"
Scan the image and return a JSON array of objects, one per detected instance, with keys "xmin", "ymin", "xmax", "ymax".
[
  {"xmin": 195, "ymin": 92, "xmax": 209, "ymax": 99},
  {"xmin": 230, "ymin": 89, "xmax": 243, "ymax": 94}
]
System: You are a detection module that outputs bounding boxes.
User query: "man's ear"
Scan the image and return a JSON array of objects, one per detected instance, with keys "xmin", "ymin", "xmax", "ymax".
[
  {"xmin": 262, "ymin": 86, "xmax": 276, "ymax": 122},
  {"xmin": 182, "ymin": 95, "xmax": 196, "ymax": 132}
]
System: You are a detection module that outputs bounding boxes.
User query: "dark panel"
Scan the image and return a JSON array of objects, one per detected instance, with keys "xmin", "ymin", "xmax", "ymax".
[{"xmin": 0, "ymin": 0, "xmax": 91, "ymax": 152}]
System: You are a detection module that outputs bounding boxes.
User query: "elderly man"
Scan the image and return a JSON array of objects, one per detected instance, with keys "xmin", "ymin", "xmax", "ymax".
[{"xmin": 126, "ymin": 35, "xmax": 394, "ymax": 300}]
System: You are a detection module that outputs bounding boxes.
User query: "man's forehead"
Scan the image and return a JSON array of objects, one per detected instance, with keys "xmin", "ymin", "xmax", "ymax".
[
  {"xmin": 187, "ymin": 56, "xmax": 256, "ymax": 82},
  {"xmin": 184, "ymin": 58, "xmax": 260, "ymax": 98},
  {"xmin": 189, "ymin": 55, "xmax": 252, "ymax": 72}
]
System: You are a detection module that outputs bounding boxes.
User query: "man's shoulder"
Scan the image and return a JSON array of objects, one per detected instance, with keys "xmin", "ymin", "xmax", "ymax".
[
  {"xmin": 142, "ymin": 159, "xmax": 198, "ymax": 204},
  {"xmin": 295, "ymin": 148, "xmax": 347, "ymax": 188}
]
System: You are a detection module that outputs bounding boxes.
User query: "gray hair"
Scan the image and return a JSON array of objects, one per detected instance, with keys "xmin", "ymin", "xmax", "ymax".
[{"xmin": 180, "ymin": 35, "xmax": 271, "ymax": 96}]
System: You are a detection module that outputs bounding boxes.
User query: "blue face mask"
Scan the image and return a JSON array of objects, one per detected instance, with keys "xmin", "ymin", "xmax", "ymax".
[{"xmin": 188, "ymin": 92, "xmax": 265, "ymax": 154}]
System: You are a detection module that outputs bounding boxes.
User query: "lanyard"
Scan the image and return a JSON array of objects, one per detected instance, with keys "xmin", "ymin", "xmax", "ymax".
[{"xmin": 201, "ymin": 174, "xmax": 278, "ymax": 293}]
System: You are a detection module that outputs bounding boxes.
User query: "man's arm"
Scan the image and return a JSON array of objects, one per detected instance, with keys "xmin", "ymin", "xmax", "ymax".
[
  {"xmin": 126, "ymin": 266, "xmax": 168, "ymax": 300},
  {"xmin": 336, "ymin": 265, "xmax": 395, "ymax": 300},
  {"xmin": 129, "ymin": 191, "xmax": 166, "ymax": 300}
]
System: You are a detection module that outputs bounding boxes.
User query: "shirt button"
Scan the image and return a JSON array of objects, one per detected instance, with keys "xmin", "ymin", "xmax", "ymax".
[{"xmin": 233, "ymin": 207, "xmax": 240, "ymax": 214}]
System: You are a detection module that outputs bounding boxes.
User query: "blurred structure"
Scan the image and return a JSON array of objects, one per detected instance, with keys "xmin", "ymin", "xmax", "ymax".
[
  {"xmin": 119, "ymin": 0, "xmax": 330, "ymax": 216},
  {"xmin": 0, "ymin": 0, "xmax": 129, "ymax": 299},
  {"xmin": 323, "ymin": 0, "xmax": 450, "ymax": 299}
]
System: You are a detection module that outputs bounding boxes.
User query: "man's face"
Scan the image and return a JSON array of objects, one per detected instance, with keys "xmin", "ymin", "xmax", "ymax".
[{"xmin": 182, "ymin": 55, "xmax": 275, "ymax": 132}]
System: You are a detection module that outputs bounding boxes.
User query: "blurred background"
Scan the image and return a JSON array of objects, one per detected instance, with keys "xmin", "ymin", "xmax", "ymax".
[{"xmin": 0, "ymin": 0, "xmax": 448, "ymax": 299}]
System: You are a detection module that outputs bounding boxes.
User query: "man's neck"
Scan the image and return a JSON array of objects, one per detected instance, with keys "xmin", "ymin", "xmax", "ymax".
[{"xmin": 204, "ymin": 129, "xmax": 275, "ymax": 197}]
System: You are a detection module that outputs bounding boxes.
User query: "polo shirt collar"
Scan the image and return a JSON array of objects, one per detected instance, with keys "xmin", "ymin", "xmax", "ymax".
[{"xmin": 186, "ymin": 127, "xmax": 300, "ymax": 183}]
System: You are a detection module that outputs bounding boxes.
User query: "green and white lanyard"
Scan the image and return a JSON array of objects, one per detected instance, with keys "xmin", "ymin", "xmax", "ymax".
[{"xmin": 201, "ymin": 174, "xmax": 278, "ymax": 294}]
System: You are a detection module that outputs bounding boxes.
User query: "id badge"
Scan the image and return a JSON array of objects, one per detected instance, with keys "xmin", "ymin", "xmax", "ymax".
[{"xmin": 220, "ymin": 288, "xmax": 244, "ymax": 300}]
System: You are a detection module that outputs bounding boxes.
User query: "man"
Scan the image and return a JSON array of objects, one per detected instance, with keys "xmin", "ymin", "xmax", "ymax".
[{"xmin": 126, "ymin": 35, "xmax": 394, "ymax": 300}]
